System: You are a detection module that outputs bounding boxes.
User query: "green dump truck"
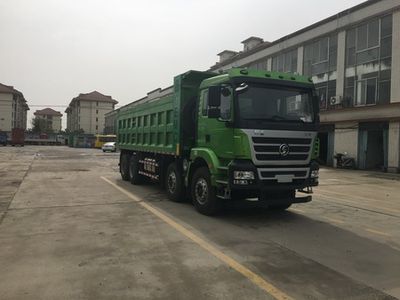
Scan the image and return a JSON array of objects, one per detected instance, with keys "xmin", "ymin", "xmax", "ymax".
[{"xmin": 117, "ymin": 68, "xmax": 320, "ymax": 215}]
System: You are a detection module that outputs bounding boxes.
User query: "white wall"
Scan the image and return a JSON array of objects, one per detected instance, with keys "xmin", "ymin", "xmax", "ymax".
[
  {"xmin": 0, "ymin": 93, "xmax": 12, "ymax": 131},
  {"xmin": 336, "ymin": 30, "xmax": 346, "ymax": 98},
  {"xmin": 334, "ymin": 122, "xmax": 359, "ymax": 163},
  {"xmin": 75, "ymin": 100, "xmax": 114, "ymax": 134},
  {"xmin": 388, "ymin": 121, "xmax": 400, "ymax": 172},
  {"xmin": 391, "ymin": 10, "xmax": 400, "ymax": 103}
]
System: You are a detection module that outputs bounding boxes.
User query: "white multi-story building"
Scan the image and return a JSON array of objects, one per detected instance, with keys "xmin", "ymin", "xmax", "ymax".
[
  {"xmin": 209, "ymin": 0, "xmax": 400, "ymax": 173},
  {"xmin": 33, "ymin": 108, "xmax": 62, "ymax": 133},
  {"xmin": 0, "ymin": 83, "xmax": 29, "ymax": 132},
  {"xmin": 65, "ymin": 91, "xmax": 118, "ymax": 135}
]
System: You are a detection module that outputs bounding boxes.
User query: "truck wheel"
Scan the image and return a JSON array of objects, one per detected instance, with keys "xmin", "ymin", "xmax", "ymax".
[
  {"xmin": 165, "ymin": 163, "xmax": 185, "ymax": 202},
  {"xmin": 191, "ymin": 167, "xmax": 221, "ymax": 215},
  {"xmin": 120, "ymin": 153, "xmax": 130, "ymax": 181},
  {"xmin": 129, "ymin": 155, "xmax": 143, "ymax": 185}
]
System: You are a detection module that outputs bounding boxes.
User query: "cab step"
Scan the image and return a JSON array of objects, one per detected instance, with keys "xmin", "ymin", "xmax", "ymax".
[{"xmin": 216, "ymin": 180, "xmax": 228, "ymax": 185}]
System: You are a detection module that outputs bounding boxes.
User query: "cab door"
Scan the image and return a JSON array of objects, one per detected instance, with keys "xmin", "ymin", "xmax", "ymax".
[{"xmin": 197, "ymin": 86, "xmax": 234, "ymax": 160}]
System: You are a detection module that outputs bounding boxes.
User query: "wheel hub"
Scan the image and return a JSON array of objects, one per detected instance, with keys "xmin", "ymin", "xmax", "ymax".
[
  {"xmin": 195, "ymin": 178, "xmax": 208, "ymax": 205},
  {"xmin": 167, "ymin": 172, "xmax": 177, "ymax": 194}
]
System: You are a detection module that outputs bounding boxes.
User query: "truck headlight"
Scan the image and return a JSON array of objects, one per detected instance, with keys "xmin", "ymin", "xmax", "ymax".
[
  {"xmin": 310, "ymin": 170, "xmax": 319, "ymax": 178},
  {"xmin": 234, "ymin": 171, "xmax": 255, "ymax": 180}
]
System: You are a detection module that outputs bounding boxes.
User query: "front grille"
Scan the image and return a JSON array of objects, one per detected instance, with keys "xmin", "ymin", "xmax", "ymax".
[
  {"xmin": 256, "ymin": 154, "xmax": 309, "ymax": 161},
  {"xmin": 252, "ymin": 137, "xmax": 311, "ymax": 145},
  {"xmin": 251, "ymin": 135, "xmax": 313, "ymax": 163},
  {"xmin": 254, "ymin": 145, "xmax": 310, "ymax": 152}
]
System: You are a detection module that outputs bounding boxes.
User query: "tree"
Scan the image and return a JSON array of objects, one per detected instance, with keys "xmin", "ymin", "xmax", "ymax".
[{"xmin": 31, "ymin": 117, "xmax": 54, "ymax": 134}]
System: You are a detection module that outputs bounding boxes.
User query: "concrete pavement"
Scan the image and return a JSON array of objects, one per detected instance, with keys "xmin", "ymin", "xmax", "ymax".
[{"xmin": 0, "ymin": 146, "xmax": 399, "ymax": 299}]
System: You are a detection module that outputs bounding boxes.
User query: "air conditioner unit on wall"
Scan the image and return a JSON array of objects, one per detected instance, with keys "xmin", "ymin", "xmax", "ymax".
[{"xmin": 330, "ymin": 96, "xmax": 343, "ymax": 105}]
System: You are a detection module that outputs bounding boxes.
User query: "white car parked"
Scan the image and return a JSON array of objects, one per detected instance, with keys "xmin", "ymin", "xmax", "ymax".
[{"xmin": 102, "ymin": 142, "xmax": 116, "ymax": 152}]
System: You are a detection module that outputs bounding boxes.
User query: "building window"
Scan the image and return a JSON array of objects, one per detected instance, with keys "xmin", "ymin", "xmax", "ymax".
[
  {"xmin": 157, "ymin": 113, "xmax": 163, "ymax": 125},
  {"xmin": 304, "ymin": 34, "xmax": 338, "ymax": 110},
  {"xmin": 144, "ymin": 115, "xmax": 148, "ymax": 126},
  {"xmin": 96, "ymin": 110, "xmax": 98, "ymax": 114},
  {"xmin": 247, "ymin": 60, "xmax": 268, "ymax": 71},
  {"xmin": 96, "ymin": 117, "xmax": 98, "ymax": 122},
  {"xmin": 272, "ymin": 49, "xmax": 298, "ymax": 73},
  {"xmin": 345, "ymin": 14, "xmax": 392, "ymax": 107},
  {"xmin": 356, "ymin": 77, "xmax": 377, "ymax": 105},
  {"xmin": 304, "ymin": 35, "xmax": 337, "ymax": 75},
  {"xmin": 96, "ymin": 101, "xmax": 98, "ymax": 106},
  {"xmin": 96, "ymin": 125, "xmax": 98, "ymax": 130},
  {"xmin": 315, "ymin": 80, "xmax": 337, "ymax": 110}
]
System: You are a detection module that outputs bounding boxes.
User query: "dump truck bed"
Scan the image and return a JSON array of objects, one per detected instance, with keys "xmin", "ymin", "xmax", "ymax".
[{"xmin": 117, "ymin": 70, "xmax": 216, "ymax": 156}]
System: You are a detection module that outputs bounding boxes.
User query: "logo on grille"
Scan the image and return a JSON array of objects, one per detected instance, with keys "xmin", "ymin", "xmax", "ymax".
[{"xmin": 279, "ymin": 144, "xmax": 290, "ymax": 156}]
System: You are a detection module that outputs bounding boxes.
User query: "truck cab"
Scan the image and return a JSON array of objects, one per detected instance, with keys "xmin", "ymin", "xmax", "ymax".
[{"xmin": 187, "ymin": 68, "xmax": 319, "ymax": 213}]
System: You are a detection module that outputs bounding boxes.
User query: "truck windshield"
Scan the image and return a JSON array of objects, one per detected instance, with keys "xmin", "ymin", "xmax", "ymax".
[{"xmin": 237, "ymin": 84, "xmax": 314, "ymax": 123}]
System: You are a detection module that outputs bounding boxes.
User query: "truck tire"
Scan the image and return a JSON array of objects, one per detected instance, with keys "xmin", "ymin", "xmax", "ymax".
[
  {"xmin": 120, "ymin": 153, "xmax": 130, "ymax": 181},
  {"xmin": 165, "ymin": 162, "xmax": 185, "ymax": 202},
  {"xmin": 129, "ymin": 155, "xmax": 143, "ymax": 185},
  {"xmin": 191, "ymin": 167, "xmax": 221, "ymax": 215}
]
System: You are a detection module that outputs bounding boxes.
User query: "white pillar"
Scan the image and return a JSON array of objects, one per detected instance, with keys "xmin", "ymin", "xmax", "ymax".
[
  {"xmin": 297, "ymin": 46, "xmax": 304, "ymax": 75},
  {"xmin": 391, "ymin": 11, "xmax": 400, "ymax": 103},
  {"xmin": 388, "ymin": 122, "xmax": 400, "ymax": 173},
  {"xmin": 336, "ymin": 30, "xmax": 346, "ymax": 98},
  {"xmin": 266, "ymin": 58, "xmax": 272, "ymax": 71}
]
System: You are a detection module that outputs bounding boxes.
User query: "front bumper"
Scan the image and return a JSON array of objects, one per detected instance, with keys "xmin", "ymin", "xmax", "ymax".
[{"xmin": 227, "ymin": 160, "xmax": 318, "ymax": 197}]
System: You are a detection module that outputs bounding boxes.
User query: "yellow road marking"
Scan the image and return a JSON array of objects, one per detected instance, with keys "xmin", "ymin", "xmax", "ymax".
[
  {"xmin": 323, "ymin": 217, "xmax": 345, "ymax": 224},
  {"xmin": 101, "ymin": 176, "xmax": 293, "ymax": 300},
  {"xmin": 365, "ymin": 228, "xmax": 391, "ymax": 237}
]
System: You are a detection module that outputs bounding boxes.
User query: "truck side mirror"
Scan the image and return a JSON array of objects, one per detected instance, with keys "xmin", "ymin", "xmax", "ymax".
[{"xmin": 208, "ymin": 86, "xmax": 221, "ymax": 107}]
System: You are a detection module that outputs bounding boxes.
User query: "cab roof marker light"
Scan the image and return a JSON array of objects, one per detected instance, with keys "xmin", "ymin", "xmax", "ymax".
[
  {"xmin": 278, "ymin": 75, "xmax": 284, "ymax": 79},
  {"xmin": 265, "ymin": 73, "xmax": 271, "ymax": 77},
  {"xmin": 240, "ymin": 69, "xmax": 248, "ymax": 75}
]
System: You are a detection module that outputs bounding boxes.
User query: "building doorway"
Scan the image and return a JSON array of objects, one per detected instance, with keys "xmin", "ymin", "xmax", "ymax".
[
  {"xmin": 318, "ymin": 124, "xmax": 335, "ymax": 166},
  {"xmin": 358, "ymin": 122, "xmax": 388, "ymax": 171}
]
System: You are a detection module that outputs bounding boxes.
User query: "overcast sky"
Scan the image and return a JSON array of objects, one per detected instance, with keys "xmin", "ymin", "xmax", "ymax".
[{"xmin": 0, "ymin": 0, "xmax": 365, "ymax": 129}]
